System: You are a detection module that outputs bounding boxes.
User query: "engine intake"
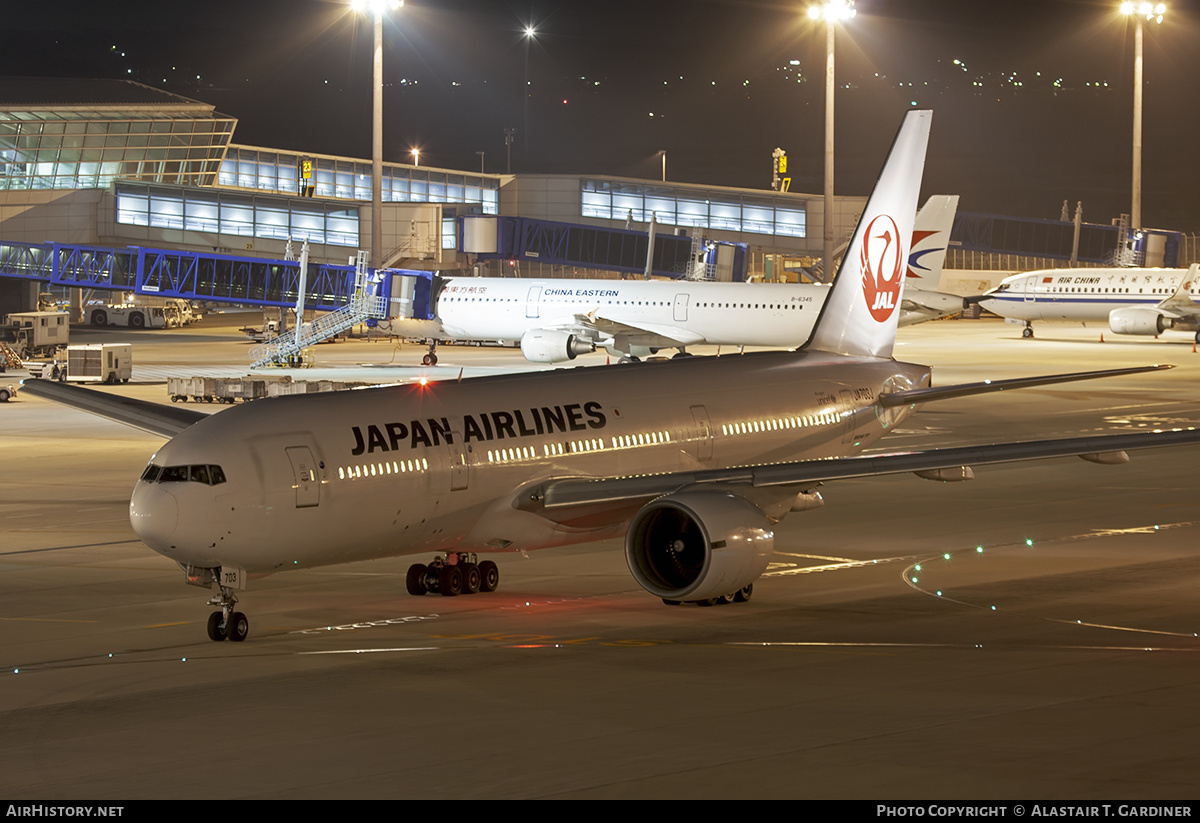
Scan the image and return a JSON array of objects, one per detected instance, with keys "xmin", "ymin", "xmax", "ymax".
[
  {"xmin": 1109, "ymin": 307, "xmax": 1168, "ymax": 336},
  {"xmin": 625, "ymin": 489, "xmax": 774, "ymax": 602},
  {"xmin": 519, "ymin": 329, "xmax": 595, "ymax": 363}
]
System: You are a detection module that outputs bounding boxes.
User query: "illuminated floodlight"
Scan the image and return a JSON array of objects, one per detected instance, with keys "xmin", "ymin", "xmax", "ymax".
[
  {"xmin": 1121, "ymin": 1, "xmax": 1166, "ymax": 23},
  {"xmin": 352, "ymin": 0, "xmax": 402, "ymax": 13},
  {"xmin": 808, "ymin": 0, "xmax": 856, "ymax": 21}
]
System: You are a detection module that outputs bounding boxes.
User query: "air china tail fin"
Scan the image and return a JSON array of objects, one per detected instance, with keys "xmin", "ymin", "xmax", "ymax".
[{"xmin": 806, "ymin": 109, "xmax": 931, "ymax": 359}]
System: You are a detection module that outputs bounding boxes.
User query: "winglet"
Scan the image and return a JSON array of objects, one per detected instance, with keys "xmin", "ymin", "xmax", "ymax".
[{"xmin": 806, "ymin": 110, "xmax": 932, "ymax": 359}]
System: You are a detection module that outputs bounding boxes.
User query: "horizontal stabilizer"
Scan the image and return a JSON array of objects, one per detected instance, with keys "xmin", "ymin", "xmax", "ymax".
[
  {"xmin": 877, "ymin": 364, "xmax": 1172, "ymax": 408},
  {"xmin": 20, "ymin": 379, "xmax": 207, "ymax": 438}
]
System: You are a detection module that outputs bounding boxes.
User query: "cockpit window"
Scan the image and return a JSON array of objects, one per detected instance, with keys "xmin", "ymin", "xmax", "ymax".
[
  {"xmin": 159, "ymin": 466, "xmax": 188, "ymax": 482},
  {"xmin": 145, "ymin": 464, "xmax": 227, "ymax": 485}
]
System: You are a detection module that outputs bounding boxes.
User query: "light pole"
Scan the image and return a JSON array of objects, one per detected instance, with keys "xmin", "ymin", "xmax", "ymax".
[
  {"xmin": 523, "ymin": 25, "xmax": 536, "ymax": 169},
  {"xmin": 1121, "ymin": 2, "xmax": 1165, "ymax": 232},
  {"xmin": 411, "ymin": 148, "xmax": 420, "ymax": 167},
  {"xmin": 657, "ymin": 150, "xmax": 666, "ymax": 182},
  {"xmin": 808, "ymin": 1, "xmax": 855, "ymax": 282},
  {"xmin": 352, "ymin": 0, "xmax": 402, "ymax": 270}
]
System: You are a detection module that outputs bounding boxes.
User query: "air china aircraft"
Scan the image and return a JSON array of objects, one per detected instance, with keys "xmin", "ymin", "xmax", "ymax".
[
  {"xmin": 25, "ymin": 111, "xmax": 1200, "ymax": 644},
  {"xmin": 411, "ymin": 196, "xmax": 962, "ymax": 365},
  {"xmin": 972, "ymin": 264, "xmax": 1200, "ymax": 342}
]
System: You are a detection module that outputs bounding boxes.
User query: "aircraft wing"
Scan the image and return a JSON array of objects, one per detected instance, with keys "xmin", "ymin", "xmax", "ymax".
[
  {"xmin": 519, "ymin": 427, "xmax": 1200, "ymax": 520},
  {"xmin": 19, "ymin": 378, "xmax": 208, "ymax": 438},
  {"xmin": 517, "ymin": 363, "xmax": 1186, "ymax": 521},
  {"xmin": 573, "ymin": 312, "xmax": 706, "ymax": 347},
  {"xmin": 1154, "ymin": 263, "xmax": 1200, "ymax": 318}
]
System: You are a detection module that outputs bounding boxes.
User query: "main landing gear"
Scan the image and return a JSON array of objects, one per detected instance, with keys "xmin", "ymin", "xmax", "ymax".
[
  {"xmin": 406, "ymin": 553, "xmax": 499, "ymax": 597},
  {"xmin": 1021, "ymin": 323, "xmax": 1034, "ymax": 339},
  {"xmin": 205, "ymin": 585, "xmax": 249, "ymax": 642},
  {"xmin": 421, "ymin": 339, "xmax": 439, "ymax": 366},
  {"xmin": 661, "ymin": 584, "xmax": 754, "ymax": 607}
]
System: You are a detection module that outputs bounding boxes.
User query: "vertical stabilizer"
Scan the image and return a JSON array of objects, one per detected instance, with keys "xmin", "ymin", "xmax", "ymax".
[
  {"xmin": 806, "ymin": 110, "xmax": 931, "ymax": 359},
  {"xmin": 908, "ymin": 194, "xmax": 959, "ymax": 287}
]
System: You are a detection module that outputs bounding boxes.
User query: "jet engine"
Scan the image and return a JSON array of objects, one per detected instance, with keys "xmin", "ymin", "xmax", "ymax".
[
  {"xmin": 625, "ymin": 489, "xmax": 774, "ymax": 603},
  {"xmin": 519, "ymin": 329, "xmax": 595, "ymax": 363},
  {"xmin": 1108, "ymin": 307, "xmax": 1168, "ymax": 336}
]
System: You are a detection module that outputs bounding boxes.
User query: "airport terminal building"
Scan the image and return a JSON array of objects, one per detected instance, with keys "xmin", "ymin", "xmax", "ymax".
[{"xmin": 0, "ymin": 77, "xmax": 860, "ymax": 312}]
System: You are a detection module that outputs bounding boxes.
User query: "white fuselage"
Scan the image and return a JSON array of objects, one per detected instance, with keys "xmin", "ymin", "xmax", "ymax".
[
  {"xmin": 436, "ymin": 278, "xmax": 825, "ymax": 350},
  {"xmin": 979, "ymin": 267, "xmax": 1200, "ymax": 327},
  {"xmin": 129, "ymin": 350, "xmax": 930, "ymax": 577}
]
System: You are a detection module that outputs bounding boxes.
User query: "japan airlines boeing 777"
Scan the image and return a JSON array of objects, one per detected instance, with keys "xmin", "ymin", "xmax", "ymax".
[
  {"xmin": 24, "ymin": 111, "xmax": 1200, "ymax": 643},
  {"xmin": 972, "ymin": 264, "xmax": 1200, "ymax": 342},
  {"xmin": 411, "ymin": 196, "xmax": 961, "ymax": 365}
]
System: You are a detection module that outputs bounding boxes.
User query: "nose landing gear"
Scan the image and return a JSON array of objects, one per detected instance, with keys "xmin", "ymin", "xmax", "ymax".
[{"xmin": 205, "ymin": 585, "xmax": 248, "ymax": 642}]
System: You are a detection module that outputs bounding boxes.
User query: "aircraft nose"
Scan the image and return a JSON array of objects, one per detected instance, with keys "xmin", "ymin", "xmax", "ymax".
[{"xmin": 130, "ymin": 482, "xmax": 178, "ymax": 549}]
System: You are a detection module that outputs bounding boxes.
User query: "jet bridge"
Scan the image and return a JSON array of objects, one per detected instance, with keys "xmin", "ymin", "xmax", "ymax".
[{"xmin": 0, "ymin": 240, "xmax": 433, "ymax": 316}]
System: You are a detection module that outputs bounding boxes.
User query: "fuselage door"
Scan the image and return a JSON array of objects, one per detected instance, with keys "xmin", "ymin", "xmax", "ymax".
[
  {"xmin": 838, "ymin": 390, "xmax": 856, "ymax": 444},
  {"xmin": 526, "ymin": 286, "xmax": 542, "ymax": 319},
  {"xmin": 285, "ymin": 446, "xmax": 320, "ymax": 508},
  {"xmin": 674, "ymin": 293, "xmax": 690, "ymax": 322},
  {"xmin": 690, "ymin": 405, "xmax": 713, "ymax": 461},
  {"xmin": 448, "ymin": 437, "xmax": 469, "ymax": 491}
]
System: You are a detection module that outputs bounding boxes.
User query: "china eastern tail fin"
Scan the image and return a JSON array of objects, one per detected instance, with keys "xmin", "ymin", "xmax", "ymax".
[
  {"xmin": 806, "ymin": 109, "xmax": 931, "ymax": 359},
  {"xmin": 908, "ymin": 194, "xmax": 958, "ymax": 286}
]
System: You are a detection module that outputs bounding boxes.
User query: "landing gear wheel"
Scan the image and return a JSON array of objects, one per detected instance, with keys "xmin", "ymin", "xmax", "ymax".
[
  {"xmin": 422, "ymin": 352, "xmax": 438, "ymax": 366},
  {"xmin": 479, "ymin": 560, "xmax": 499, "ymax": 593},
  {"xmin": 460, "ymin": 563, "xmax": 481, "ymax": 594},
  {"xmin": 733, "ymin": 584, "xmax": 753, "ymax": 603},
  {"xmin": 662, "ymin": 598, "xmax": 682, "ymax": 606},
  {"xmin": 438, "ymin": 564, "xmax": 463, "ymax": 596},
  {"xmin": 1022, "ymin": 326, "xmax": 1034, "ymax": 339},
  {"xmin": 696, "ymin": 597, "xmax": 719, "ymax": 607},
  {"xmin": 406, "ymin": 563, "xmax": 428, "ymax": 596},
  {"xmin": 207, "ymin": 611, "xmax": 227, "ymax": 641},
  {"xmin": 227, "ymin": 611, "xmax": 249, "ymax": 642}
]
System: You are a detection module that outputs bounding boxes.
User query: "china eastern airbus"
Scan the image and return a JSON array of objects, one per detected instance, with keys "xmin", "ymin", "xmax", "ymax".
[
  {"xmin": 24, "ymin": 110, "xmax": 1200, "ymax": 644},
  {"xmin": 972, "ymin": 264, "xmax": 1200, "ymax": 342},
  {"xmin": 412, "ymin": 195, "xmax": 961, "ymax": 365}
]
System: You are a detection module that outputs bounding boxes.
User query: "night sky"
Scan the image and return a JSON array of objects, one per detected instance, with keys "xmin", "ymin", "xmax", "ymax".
[{"xmin": 4, "ymin": 1, "xmax": 1200, "ymax": 229}]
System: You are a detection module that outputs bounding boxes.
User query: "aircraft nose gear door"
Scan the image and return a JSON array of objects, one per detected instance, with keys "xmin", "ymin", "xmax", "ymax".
[{"xmin": 285, "ymin": 446, "xmax": 320, "ymax": 508}]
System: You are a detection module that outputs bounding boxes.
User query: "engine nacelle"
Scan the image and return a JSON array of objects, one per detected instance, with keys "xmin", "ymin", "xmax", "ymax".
[
  {"xmin": 519, "ymin": 329, "xmax": 594, "ymax": 363},
  {"xmin": 625, "ymin": 489, "xmax": 774, "ymax": 602},
  {"xmin": 1109, "ymin": 307, "xmax": 1168, "ymax": 336}
]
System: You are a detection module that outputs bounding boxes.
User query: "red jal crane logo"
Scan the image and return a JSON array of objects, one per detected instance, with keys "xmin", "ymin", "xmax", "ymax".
[{"xmin": 860, "ymin": 214, "xmax": 904, "ymax": 322}]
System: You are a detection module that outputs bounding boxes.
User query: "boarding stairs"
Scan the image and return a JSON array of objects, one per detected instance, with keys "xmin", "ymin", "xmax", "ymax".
[
  {"xmin": 0, "ymin": 341, "xmax": 23, "ymax": 370},
  {"xmin": 249, "ymin": 252, "xmax": 388, "ymax": 368}
]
